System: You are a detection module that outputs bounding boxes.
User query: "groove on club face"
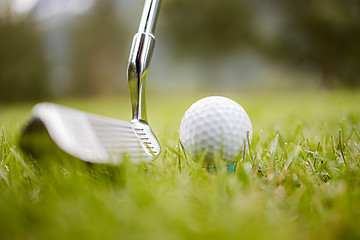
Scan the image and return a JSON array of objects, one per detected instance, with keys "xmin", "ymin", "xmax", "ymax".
[
  {"xmin": 20, "ymin": 103, "xmax": 161, "ymax": 164},
  {"xmin": 131, "ymin": 120, "xmax": 160, "ymax": 156}
]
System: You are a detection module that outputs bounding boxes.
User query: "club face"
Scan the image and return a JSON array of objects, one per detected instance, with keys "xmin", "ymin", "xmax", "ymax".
[{"xmin": 20, "ymin": 103, "xmax": 161, "ymax": 164}]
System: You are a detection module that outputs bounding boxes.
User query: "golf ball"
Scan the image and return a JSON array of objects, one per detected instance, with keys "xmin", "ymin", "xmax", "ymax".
[{"xmin": 179, "ymin": 96, "xmax": 252, "ymax": 166}]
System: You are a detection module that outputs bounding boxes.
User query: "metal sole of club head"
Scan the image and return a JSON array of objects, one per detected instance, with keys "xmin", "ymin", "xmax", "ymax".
[{"xmin": 20, "ymin": 103, "xmax": 161, "ymax": 164}]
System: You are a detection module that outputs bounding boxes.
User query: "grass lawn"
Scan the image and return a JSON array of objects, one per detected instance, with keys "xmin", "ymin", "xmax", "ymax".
[{"xmin": 0, "ymin": 89, "xmax": 360, "ymax": 240}]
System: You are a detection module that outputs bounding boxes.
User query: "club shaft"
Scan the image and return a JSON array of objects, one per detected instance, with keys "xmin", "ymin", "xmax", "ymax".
[
  {"xmin": 138, "ymin": 0, "xmax": 161, "ymax": 34},
  {"xmin": 127, "ymin": 0, "xmax": 162, "ymax": 122}
]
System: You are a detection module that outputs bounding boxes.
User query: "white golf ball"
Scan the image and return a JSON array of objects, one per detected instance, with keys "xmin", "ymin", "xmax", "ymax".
[{"xmin": 179, "ymin": 96, "xmax": 252, "ymax": 165}]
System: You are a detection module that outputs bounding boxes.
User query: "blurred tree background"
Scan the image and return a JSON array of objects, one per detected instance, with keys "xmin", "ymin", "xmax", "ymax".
[
  {"xmin": 268, "ymin": 0, "xmax": 360, "ymax": 87},
  {"xmin": 162, "ymin": 0, "xmax": 256, "ymax": 89},
  {"xmin": 163, "ymin": 0, "xmax": 360, "ymax": 88},
  {"xmin": 0, "ymin": 0, "xmax": 48, "ymax": 103},
  {"xmin": 0, "ymin": 0, "xmax": 359, "ymax": 103},
  {"xmin": 69, "ymin": 0, "xmax": 129, "ymax": 96}
]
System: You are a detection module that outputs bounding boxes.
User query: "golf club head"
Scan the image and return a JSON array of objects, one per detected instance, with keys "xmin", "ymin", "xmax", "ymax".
[
  {"xmin": 20, "ymin": 103, "xmax": 161, "ymax": 164},
  {"xmin": 20, "ymin": 0, "xmax": 163, "ymax": 164}
]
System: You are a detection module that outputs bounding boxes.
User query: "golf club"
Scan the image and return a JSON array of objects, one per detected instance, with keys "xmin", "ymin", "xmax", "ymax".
[{"xmin": 19, "ymin": 0, "xmax": 162, "ymax": 164}]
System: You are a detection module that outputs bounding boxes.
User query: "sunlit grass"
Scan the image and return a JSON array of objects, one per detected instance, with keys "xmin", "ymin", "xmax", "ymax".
[{"xmin": 0, "ymin": 89, "xmax": 360, "ymax": 239}]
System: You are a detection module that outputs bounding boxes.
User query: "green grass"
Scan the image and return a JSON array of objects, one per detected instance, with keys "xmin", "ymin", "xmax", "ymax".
[{"xmin": 1, "ymin": 89, "xmax": 360, "ymax": 240}]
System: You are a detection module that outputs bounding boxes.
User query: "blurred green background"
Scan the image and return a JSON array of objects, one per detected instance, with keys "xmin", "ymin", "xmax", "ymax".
[
  {"xmin": 1, "ymin": 1, "xmax": 360, "ymax": 239},
  {"xmin": 1, "ymin": 0, "xmax": 359, "ymax": 104}
]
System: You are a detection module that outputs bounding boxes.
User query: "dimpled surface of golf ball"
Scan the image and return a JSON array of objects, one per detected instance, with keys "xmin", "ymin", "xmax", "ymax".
[{"xmin": 180, "ymin": 96, "xmax": 252, "ymax": 164}]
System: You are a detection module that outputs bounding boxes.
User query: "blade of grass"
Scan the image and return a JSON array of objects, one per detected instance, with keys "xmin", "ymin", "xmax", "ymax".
[{"xmin": 283, "ymin": 144, "xmax": 301, "ymax": 173}]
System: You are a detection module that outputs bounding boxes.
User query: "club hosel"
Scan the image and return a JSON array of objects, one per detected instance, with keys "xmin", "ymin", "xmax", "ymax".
[{"xmin": 128, "ymin": 32, "xmax": 156, "ymax": 122}]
